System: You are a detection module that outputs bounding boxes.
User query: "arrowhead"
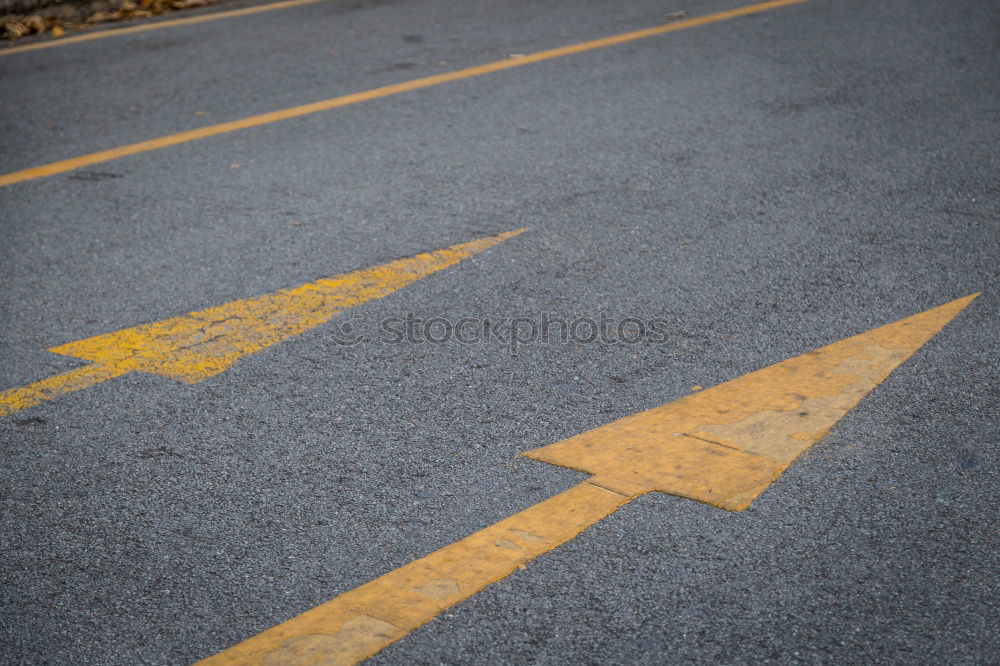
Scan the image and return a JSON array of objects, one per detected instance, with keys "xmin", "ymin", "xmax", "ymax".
[
  {"xmin": 47, "ymin": 229, "xmax": 525, "ymax": 383},
  {"xmin": 525, "ymin": 294, "xmax": 979, "ymax": 510}
]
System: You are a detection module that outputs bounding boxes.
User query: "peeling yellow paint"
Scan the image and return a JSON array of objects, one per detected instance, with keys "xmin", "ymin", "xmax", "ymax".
[
  {"xmin": 413, "ymin": 578, "xmax": 461, "ymax": 601},
  {"xmin": 0, "ymin": 229, "xmax": 524, "ymax": 417},
  {"xmin": 0, "ymin": 362, "xmax": 130, "ymax": 417},
  {"xmin": 506, "ymin": 529, "xmax": 546, "ymax": 544},
  {"xmin": 199, "ymin": 294, "xmax": 978, "ymax": 665},
  {"xmin": 581, "ymin": 433, "xmax": 786, "ymax": 501},
  {"xmin": 260, "ymin": 616, "xmax": 399, "ymax": 666}
]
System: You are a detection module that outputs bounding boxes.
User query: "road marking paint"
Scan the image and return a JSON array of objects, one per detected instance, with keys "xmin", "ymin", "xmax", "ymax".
[
  {"xmin": 0, "ymin": 0, "xmax": 329, "ymax": 58},
  {"xmin": 198, "ymin": 293, "xmax": 978, "ymax": 664},
  {"xmin": 528, "ymin": 292, "xmax": 981, "ymax": 509},
  {"xmin": 0, "ymin": 229, "xmax": 524, "ymax": 417},
  {"xmin": 198, "ymin": 481, "xmax": 629, "ymax": 666},
  {"xmin": 0, "ymin": 0, "xmax": 810, "ymax": 188}
]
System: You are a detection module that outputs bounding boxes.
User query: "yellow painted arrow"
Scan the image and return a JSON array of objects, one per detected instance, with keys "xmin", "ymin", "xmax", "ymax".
[
  {"xmin": 198, "ymin": 293, "xmax": 978, "ymax": 666},
  {"xmin": 0, "ymin": 229, "xmax": 525, "ymax": 417}
]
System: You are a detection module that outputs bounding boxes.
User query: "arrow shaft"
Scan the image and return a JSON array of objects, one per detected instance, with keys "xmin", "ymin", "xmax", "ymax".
[
  {"xmin": 49, "ymin": 230, "xmax": 526, "ymax": 384},
  {"xmin": 199, "ymin": 480, "xmax": 631, "ymax": 665},
  {"xmin": 0, "ymin": 362, "xmax": 129, "ymax": 417}
]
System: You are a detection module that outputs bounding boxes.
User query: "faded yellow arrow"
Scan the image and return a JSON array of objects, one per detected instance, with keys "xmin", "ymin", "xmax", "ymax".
[
  {"xmin": 0, "ymin": 229, "xmax": 525, "ymax": 417},
  {"xmin": 198, "ymin": 293, "xmax": 978, "ymax": 666}
]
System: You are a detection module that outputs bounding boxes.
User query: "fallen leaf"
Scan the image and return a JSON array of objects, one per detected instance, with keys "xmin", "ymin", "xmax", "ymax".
[
  {"xmin": 663, "ymin": 10, "xmax": 688, "ymax": 20},
  {"xmin": 24, "ymin": 15, "xmax": 44, "ymax": 33},
  {"xmin": 3, "ymin": 21, "xmax": 27, "ymax": 38},
  {"xmin": 2, "ymin": 0, "xmax": 233, "ymax": 40}
]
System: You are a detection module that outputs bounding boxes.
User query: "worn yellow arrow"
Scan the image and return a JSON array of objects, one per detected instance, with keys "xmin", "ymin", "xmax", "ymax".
[
  {"xmin": 0, "ymin": 229, "xmax": 525, "ymax": 417},
  {"xmin": 199, "ymin": 293, "xmax": 977, "ymax": 666}
]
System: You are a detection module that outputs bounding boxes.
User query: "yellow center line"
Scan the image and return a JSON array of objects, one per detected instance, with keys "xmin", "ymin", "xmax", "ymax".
[
  {"xmin": 0, "ymin": 0, "xmax": 810, "ymax": 188},
  {"xmin": 0, "ymin": 0, "xmax": 329, "ymax": 58},
  {"xmin": 197, "ymin": 294, "xmax": 979, "ymax": 665}
]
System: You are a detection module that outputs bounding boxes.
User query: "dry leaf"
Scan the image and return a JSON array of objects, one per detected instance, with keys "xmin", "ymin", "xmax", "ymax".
[
  {"xmin": 3, "ymin": 21, "xmax": 27, "ymax": 38},
  {"xmin": 3, "ymin": 0, "xmax": 222, "ymax": 40},
  {"xmin": 24, "ymin": 15, "xmax": 44, "ymax": 32}
]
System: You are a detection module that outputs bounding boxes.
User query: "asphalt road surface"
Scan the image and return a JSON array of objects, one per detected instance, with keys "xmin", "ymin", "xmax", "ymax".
[{"xmin": 1, "ymin": 0, "xmax": 998, "ymax": 663}]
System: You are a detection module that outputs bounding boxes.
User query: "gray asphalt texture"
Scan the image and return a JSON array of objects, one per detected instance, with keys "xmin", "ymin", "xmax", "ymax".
[{"xmin": 1, "ymin": 0, "xmax": 998, "ymax": 663}]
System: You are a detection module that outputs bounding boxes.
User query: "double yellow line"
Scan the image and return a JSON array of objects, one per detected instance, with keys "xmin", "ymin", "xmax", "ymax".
[{"xmin": 0, "ymin": 0, "xmax": 810, "ymax": 188}]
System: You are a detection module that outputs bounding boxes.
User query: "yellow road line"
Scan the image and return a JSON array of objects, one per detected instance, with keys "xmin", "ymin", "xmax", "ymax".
[
  {"xmin": 0, "ymin": 0, "xmax": 810, "ymax": 188},
  {"xmin": 0, "ymin": 229, "xmax": 524, "ymax": 417},
  {"xmin": 198, "ymin": 294, "xmax": 978, "ymax": 665},
  {"xmin": 0, "ymin": 362, "xmax": 131, "ymax": 416},
  {"xmin": 0, "ymin": 0, "xmax": 329, "ymax": 58},
  {"xmin": 198, "ymin": 480, "xmax": 630, "ymax": 665}
]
